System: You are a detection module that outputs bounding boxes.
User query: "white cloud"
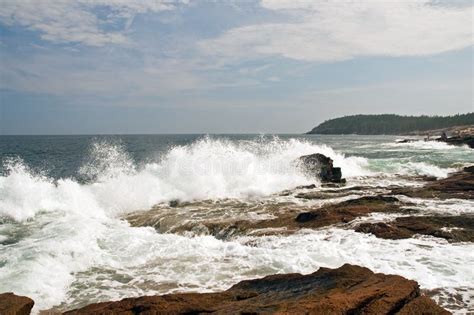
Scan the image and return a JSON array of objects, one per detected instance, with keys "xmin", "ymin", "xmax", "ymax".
[
  {"xmin": 199, "ymin": 0, "xmax": 473, "ymax": 62},
  {"xmin": 0, "ymin": 0, "xmax": 184, "ymax": 46}
]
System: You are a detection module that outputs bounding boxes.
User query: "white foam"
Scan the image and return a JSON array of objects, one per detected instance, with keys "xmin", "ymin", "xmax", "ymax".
[
  {"xmin": 366, "ymin": 158, "xmax": 456, "ymax": 179},
  {"xmin": 398, "ymin": 162, "xmax": 456, "ymax": 178},
  {"xmin": 0, "ymin": 137, "xmax": 373, "ymax": 221},
  {"xmin": 384, "ymin": 140, "xmax": 468, "ymax": 150},
  {"xmin": 4, "ymin": 224, "xmax": 472, "ymax": 313},
  {"xmin": 0, "ymin": 136, "xmax": 468, "ymax": 313},
  {"xmin": 395, "ymin": 195, "xmax": 474, "ymax": 215}
]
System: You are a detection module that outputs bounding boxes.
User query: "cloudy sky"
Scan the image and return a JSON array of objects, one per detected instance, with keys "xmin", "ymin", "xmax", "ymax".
[{"xmin": 0, "ymin": 0, "xmax": 472, "ymax": 134}]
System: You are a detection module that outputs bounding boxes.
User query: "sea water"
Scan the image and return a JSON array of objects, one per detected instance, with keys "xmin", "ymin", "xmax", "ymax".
[{"xmin": 0, "ymin": 134, "xmax": 473, "ymax": 313}]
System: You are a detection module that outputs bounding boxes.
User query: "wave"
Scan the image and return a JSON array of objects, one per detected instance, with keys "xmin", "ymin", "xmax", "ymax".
[
  {"xmin": 0, "ymin": 137, "xmax": 466, "ymax": 312},
  {"xmin": 0, "ymin": 136, "xmax": 371, "ymax": 311},
  {"xmin": 385, "ymin": 140, "xmax": 468, "ymax": 150},
  {"xmin": 0, "ymin": 136, "xmax": 370, "ymax": 222},
  {"xmin": 0, "ymin": 136, "xmax": 468, "ymax": 312},
  {"xmin": 365, "ymin": 154, "xmax": 457, "ymax": 179}
]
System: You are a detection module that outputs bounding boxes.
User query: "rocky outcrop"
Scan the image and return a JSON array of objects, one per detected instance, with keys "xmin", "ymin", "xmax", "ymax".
[
  {"xmin": 0, "ymin": 293, "xmax": 34, "ymax": 315},
  {"xmin": 437, "ymin": 135, "xmax": 474, "ymax": 148},
  {"xmin": 294, "ymin": 195, "xmax": 399, "ymax": 225},
  {"xmin": 298, "ymin": 153, "xmax": 345, "ymax": 183},
  {"xmin": 127, "ymin": 168, "xmax": 473, "ymax": 242},
  {"xmin": 355, "ymin": 215, "xmax": 474, "ymax": 242},
  {"xmin": 65, "ymin": 264, "xmax": 449, "ymax": 315},
  {"xmin": 392, "ymin": 166, "xmax": 474, "ymax": 199}
]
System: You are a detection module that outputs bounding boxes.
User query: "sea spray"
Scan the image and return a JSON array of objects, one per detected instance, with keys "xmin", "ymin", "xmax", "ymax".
[{"xmin": 0, "ymin": 135, "xmax": 470, "ymax": 313}]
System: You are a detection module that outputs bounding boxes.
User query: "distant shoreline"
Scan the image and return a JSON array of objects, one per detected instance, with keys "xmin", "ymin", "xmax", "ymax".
[{"xmin": 307, "ymin": 113, "xmax": 474, "ymax": 135}]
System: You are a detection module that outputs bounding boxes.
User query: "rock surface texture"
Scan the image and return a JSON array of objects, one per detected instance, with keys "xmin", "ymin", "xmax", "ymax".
[
  {"xmin": 0, "ymin": 293, "xmax": 34, "ymax": 315},
  {"xmin": 392, "ymin": 166, "xmax": 474, "ymax": 199},
  {"xmin": 65, "ymin": 264, "xmax": 449, "ymax": 315}
]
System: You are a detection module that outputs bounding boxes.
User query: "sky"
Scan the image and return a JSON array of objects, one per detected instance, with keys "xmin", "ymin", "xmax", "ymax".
[{"xmin": 0, "ymin": 0, "xmax": 473, "ymax": 135}]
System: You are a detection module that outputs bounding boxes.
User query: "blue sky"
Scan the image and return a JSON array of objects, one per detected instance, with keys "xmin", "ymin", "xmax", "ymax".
[{"xmin": 0, "ymin": 0, "xmax": 472, "ymax": 134}]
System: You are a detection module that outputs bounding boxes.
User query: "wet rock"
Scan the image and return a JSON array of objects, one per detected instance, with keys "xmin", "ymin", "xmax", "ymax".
[
  {"xmin": 392, "ymin": 166, "xmax": 474, "ymax": 199},
  {"xmin": 169, "ymin": 199, "xmax": 180, "ymax": 207},
  {"xmin": 396, "ymin": 139, "xmax": 417, "ymax": 143},
  {"xmin": 0, "ymin": 292, "xmax": 34, "ymax": 315},
  {"xmin": 295, "ymin": 184, "xmax": 317, "ymax": 189},
  {"xmin": 298, "ymin": 153, "xmax": 345, "ymax": 183},
  {"xmin": 295, "ymin": 211, "xmax": 320, "ymax": 223},
  {"xmin": 292, "ymin": 195, "xmax": 401, "ymax": 228},
  {"xmin": 355, "ymin": 215, "xmax": 474, "ymax": 242},
  {"xmin": 64, "ymin": 264, "xmax": 448, "ymax": 315},
  {"xmin": 439, "ymin": 135, "xmax": 474, "ymax": 148},
  {"xmin": 137, "ymin": 195, "xmax": 405, "ymax": 239},
  {"xmin": 295, "ymin": 190, "xmax": 353, "ymax": 200}
]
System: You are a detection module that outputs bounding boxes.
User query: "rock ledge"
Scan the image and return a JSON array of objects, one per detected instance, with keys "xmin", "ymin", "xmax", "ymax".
[{"xmin": 65, "ymin": 264, "xmax": 449, "ymax": 315}]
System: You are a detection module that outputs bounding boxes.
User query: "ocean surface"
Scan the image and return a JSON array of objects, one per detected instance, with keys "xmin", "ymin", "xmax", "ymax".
[{"xmin": 0, "ymin": 134, "xmax": 473, "ymax": 313}]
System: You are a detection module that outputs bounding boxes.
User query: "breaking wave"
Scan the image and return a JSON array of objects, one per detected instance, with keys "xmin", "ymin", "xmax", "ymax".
[
  {"xmin": 0, "ymin": 136, "xmax": 370, "ymax": 222},
  {"xmin": 0, "ymin": 135, "xmax": 468, "ymax": 312}
]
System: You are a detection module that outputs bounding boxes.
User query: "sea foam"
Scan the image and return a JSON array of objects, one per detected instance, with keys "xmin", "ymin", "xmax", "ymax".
[
  {"xmin": 0, "ymin": 136, "xmax": 469, "ymax": 313},
  {"xmin": 0, "ymin": 136, "xmax": 370, "ymax": 221}
]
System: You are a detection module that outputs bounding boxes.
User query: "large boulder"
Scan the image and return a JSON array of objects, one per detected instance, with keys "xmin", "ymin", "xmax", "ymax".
[
  {"xmin": 65, "ymin": 264, "xmax": 449, "ymax": 314},
  {"xmin": 298, "ymin": 153, "xmax": 345, "ymax": 183},
  {"xmin": 0, "ymin": 293, "xmax": 34, "ymax": 315}
]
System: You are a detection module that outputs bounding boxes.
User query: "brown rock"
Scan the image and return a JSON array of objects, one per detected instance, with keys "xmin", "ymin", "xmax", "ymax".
[
  {"xmin": 127, "ymin": 195, "xmax": 404, "ymax": 239},
  {"xmin": 0, "ymin": 292, "xmax": 34, "ymax": 315},
  {"xmin": 65, "ymin": 264, "xmax": 448, "ymax": 315},
  {"xmin": 355, "ymin": 215, "xmax": 474, "ymax": 242},
  {"xmin": 397, "ymin": 296, "xmax": 451, "ymax": 315},
  {"xmin": 293, "ymin": 195, "xmax": 400, "ymax": 227},
  {"xmin": 392, "ymin": 167, "xmax": 474, "ymax": 199}
]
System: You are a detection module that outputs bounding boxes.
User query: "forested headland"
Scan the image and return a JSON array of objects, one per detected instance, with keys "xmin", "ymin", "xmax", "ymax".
[{"xmin": 307, "ymin": 113, "xmax": 474, "ymax": 135}]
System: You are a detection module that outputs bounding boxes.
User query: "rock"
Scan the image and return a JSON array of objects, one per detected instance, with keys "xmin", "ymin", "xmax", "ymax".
[
  {"xmin": 127, "ymin": 195, "xmax": 404, "ymax": 239},
  {"xmin": 0, "ymin": 292, "xmax": 34, "ymax": 315},
  {"xmin": 292, "ymin": 195, "xmax": 401, "ymax": 227},
  {"xmin": 355, "ymin": 215, "xmax": 474, "ymax": 242},
  {"xmin": 438, "ymin": 135, "xmax": 474, "ymax": 148},
  {"xmin": 396, "ymin": 139, "xmax": 416, "ymax": 143},
  {"xmin": 64, "ymin": 264, "xmax": 448, "ymax": 315},
  {"xmin": 295, "ymin": 211, "xmax": 320, "ymax": 223},
  {"xmin": 392, "ymin": 167, "xmax": 474, "ymax": 199},
  {"xmin": 168, "ymin": 199, "xmax": 180, "ymax": 207},
  {"xmin": 295, "ymin": 184, "xmax": 317, "ymax": 189},
  {"xmin": 298, "ymin": 153, "xmax": 345, "ymax": 183}
]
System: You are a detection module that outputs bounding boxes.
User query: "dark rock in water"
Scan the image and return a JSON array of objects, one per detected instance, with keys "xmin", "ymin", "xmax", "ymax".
[
  {"xmin": 355, "ymin": 215, "xmax": 474, "ymax": 242},
  {"xmin": 64, "ymin": 264, "xmax": 448, "ymax": 315},
  {"xmin": 298, "ymin": 153, "xmax": 345, "ymax": 183},
  {"xmin": 463, "ymin": 165, "xmax": 474, "ymax": 173},
  {"xmin": 344, "ymin": 195, "xmax": 399, "ymax": 204},
  {"xmin": 396, "ymin": 139, "xmax": 417, "ymax": 143},
  {"xmin": 0, "ymin": 292, "xmax": 34, "ymax": 315},
  {"xmin": 295, "ymin": 211, "xmax": 320, "ymax": 223},
  {"xmin": 169, "ymin": 199, "xmax": 180, "ymax": 207},
  {"xmin": 295, "ymin": 183, "xmax": 317, "ymax": 189},
  {"xmin": 438, "ymin": 135, "xmax": 474, "ymax": 148}
]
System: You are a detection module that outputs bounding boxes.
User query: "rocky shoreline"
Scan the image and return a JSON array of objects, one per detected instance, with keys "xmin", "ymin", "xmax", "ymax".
[
  {"xmin": 1, "ymin": 156, "xmax": 472, "ymax": 314},
  {"xmin": 399, "ymin": 125, "xmax": 474, "ymax": 148},
  {"xmin": 127, "ymin": 166, "xmax": 473, "ymax": 243},
  {"xmin": 0, "ymin": 264, "xmax": 450, "ymax": 315},
  {"xmin": 65, "ymin": 264, "xmax": 449, "ymax": 315}
]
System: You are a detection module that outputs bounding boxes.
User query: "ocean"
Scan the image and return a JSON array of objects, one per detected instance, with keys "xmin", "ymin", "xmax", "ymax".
[{"xmin": 1, "ymin": 134, "xmax": 473, "ymax": 313}]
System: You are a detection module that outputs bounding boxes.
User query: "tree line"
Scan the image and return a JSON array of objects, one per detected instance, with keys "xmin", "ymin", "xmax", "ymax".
[{"xmin": 307, "ymin": 113, "xmax": 474, "ymax": 135}]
